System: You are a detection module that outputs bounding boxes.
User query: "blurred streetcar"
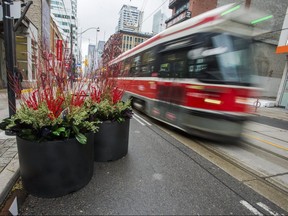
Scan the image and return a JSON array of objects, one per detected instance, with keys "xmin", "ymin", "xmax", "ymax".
[{"xmin": 109, "ymin": 4, "xmax": 273, "ymax": 141}]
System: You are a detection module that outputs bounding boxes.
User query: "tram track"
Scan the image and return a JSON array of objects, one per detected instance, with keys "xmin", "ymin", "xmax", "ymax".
[
  {"xmin": 157, "ymin": 126, "xmax": 288, "ymax": 212},
  {"xmin": 241, "ymin": 134, "xmax": 288, "ymax": 163},
  {"xmin": 195, "ymin": 138, "xmax": 288, "ymax": 193}
]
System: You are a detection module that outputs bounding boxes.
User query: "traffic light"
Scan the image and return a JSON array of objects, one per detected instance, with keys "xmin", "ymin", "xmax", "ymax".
[{"xmin": 84, "ymin": 58, "xmax": 88, "ymax": 66}]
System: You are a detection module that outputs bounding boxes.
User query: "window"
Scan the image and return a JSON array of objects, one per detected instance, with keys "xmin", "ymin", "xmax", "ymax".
[
  {"xmin": 159, "ymin": 51, "xmax": 187, "ymax": 78},
  {"xmin": 142, "ymin": 50, "xmax": 155, "ymax": 64}
]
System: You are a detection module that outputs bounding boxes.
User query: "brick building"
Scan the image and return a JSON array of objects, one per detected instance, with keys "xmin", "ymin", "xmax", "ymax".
[
  {"xmin": 102, "ymin": 30, "xmax": 152, "ymax": 67},
  {"xmin": 165, "ymin": 0, "xmax": 217, "ymax": 28}
]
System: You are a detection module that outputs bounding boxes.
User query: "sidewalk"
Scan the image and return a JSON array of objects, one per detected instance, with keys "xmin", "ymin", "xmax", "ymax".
[
  {"xmin": 0, "ymin": 89, "xmax": 19, "ymax": 205},
  {"xmin": 250, "ymin": 97, "xmax": 288, "ymax": 121},
  {"xmin": 0, "ymin": 91, "xmax": 287, "ymax": 213}
]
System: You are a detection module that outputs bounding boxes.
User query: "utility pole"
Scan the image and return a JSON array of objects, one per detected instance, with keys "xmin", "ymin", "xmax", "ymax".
[
  {"xmin": 2, "ymin": 0, "xmax": 16, "ymax": 118},
  {"xmin": 70, "ymin": 24, "xmax": 74, "ymax": 88},
  {"xmin": 2, "ymin": 0, "xmax": 32, "ymax": 121}
]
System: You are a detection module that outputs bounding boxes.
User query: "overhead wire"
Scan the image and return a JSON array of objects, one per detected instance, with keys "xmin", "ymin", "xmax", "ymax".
[
  {"xmin": 140, "ymin": 0, "xmax": 169, "ymax": 25},
  {"xmin": 140, "ymin": 0, "xmax": 148, "ymax": 12}
]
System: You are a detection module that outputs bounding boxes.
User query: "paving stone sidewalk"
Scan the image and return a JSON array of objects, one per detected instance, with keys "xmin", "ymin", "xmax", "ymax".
[{"xmin": 0, "ymin": 134, "xmax": 18, "ymax": 205}]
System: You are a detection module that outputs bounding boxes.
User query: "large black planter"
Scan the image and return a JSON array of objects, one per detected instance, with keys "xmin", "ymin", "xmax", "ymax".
[
  {"xmin": 94, "ymin": 119, "xmax": 130, "ymax": 162},
  {"xmin": 16, "ymin": 133, "xmax": 94, "ymax": 198}
]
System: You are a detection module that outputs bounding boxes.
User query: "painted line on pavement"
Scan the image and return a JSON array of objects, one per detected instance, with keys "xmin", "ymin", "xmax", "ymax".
[
  {"xmin": 133, "ymin": 115, "xmax": 145, "ymax": 126},
  {"xmin": 240, "ymin": 200, "xmax": 263, "ymax": 215},
  {"xmin": 243, "ymin": 133, "xmax": 288, "ymax": 151},
  {"xmin": 257, "ymin": 202, "xmax": 279, "ymax": 216},
  {"xmin": 134, "ymin": 113, "xmax": 152, "ymax": 126}
]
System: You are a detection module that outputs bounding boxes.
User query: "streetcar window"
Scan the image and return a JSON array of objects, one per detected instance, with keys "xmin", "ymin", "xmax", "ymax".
[
  {"xmin": 159, "ymin": 50, "xmax": 187, "ymax": 78},
  {"xmin": 142, "ymin": 50, "xmax": 155, "ymax": 64},
  {"xmin": 174, "ymin": 61, "xmax": 185, "ymax": 77},
  {"xmin": 211, "ymin": 34, "xmax": 254, "ymax": 85},
  {"xmin": 140, "ymin": 65, "xmax": 150, "ymax": 77},
  {"xmin": 160, "ymin": 63, "xmax": 171, "ymax": 77},
  {"xmin": 188, "ymin": 58, "xmax": 207, "ymax": 78},
  {"xmin": 186, "ymin": 33, "xmax": 255, "ymax": 85},
  {"xmin": 160, "ymin": 63, "xmax": 170, "ymax": 72}
]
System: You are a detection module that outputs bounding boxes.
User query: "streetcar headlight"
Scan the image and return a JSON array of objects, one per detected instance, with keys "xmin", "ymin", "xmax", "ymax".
[{"xmin": 204, "ymin": 98, "xmax": 222, "ymax": 105}]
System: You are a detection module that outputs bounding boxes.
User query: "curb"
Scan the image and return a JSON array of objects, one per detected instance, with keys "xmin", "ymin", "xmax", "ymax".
[
  {"xmin": 0, "ymin": 132, "xmax": 19, "ymax": 208},
  {"xmin": 0, "ymin": 156, "xmax": 20, "ymax": 206}
]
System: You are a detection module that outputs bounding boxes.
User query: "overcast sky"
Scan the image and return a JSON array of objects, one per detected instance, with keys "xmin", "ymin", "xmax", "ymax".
[{"xmin": 77, "ymin": 0, "xmax": 171, "ymax": 57}]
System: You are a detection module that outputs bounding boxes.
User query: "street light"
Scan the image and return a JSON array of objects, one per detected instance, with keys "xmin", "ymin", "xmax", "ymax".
[
  {"xmin": 78, "ymin": 27, "xmax": 100, "ymax": 71},
  {"xmin": 78, "ymin": 27, "xmax": 100, "ymax": 46}
]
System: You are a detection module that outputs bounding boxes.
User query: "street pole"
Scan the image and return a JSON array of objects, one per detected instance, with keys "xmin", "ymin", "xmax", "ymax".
[
  {"xmin": 77, "ymin": 27, "xmax": 100, "ymax": 73},
  {"xmin": 2, "ymin": 0, "xmax": 16, "ymax": 118},
  {"xmin": 70, "ymin": 24, "xmax": 73, "ymax": 88},
  {"xmin": 95, "ymin": 27, "xmax": 100, "ymax": 71}
]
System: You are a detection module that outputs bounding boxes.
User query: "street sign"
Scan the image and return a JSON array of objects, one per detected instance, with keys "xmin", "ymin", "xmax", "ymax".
[{"xmin": 56, "ymin": 40, "xmax": 63, "ymax": 61}]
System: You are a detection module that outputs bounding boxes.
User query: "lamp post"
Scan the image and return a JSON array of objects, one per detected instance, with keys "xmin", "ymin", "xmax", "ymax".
[{"xmin": 78, "ymin": 27, "xmax": 100, "ymax": 72}]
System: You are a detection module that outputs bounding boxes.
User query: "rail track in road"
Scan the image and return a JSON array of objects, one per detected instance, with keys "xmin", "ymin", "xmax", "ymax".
[
  {"xmin": 159, "ymin": 127, "xmax": 288, "ymax": 212},
  {"xmin": 133, "ymin": 111, "xmax": 288, "ymax": 212}
]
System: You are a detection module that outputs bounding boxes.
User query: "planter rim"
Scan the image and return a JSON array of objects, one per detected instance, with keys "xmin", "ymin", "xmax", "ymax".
[{"xmin": 16, "ymin": 132, "xmax": 92, "ymax": 144}]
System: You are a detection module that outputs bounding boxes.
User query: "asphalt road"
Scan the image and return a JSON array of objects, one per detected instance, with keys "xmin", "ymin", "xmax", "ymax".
[{"xmin": 19, "ymin": 117, "xmax": 287, "ymax": 215}]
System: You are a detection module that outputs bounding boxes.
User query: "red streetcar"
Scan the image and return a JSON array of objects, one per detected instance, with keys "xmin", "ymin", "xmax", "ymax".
[{"xmin": 109, "ymin": 4, "xmax": 273, "ymax": 141}]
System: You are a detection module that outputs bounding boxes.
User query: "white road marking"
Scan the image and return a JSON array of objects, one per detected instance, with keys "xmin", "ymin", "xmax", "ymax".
[
  {"xmin": 257, "ymin": 202, "xmax": 279, "ymax": 216},
  {"xmin": 240, "ymin": 200, "xmax": 263, "ymax": 215},
  {"xmin": 134, "ymin": 113, "xmax": 152, "ymax": 126},
  {"xmin": 133, "ymin": 115, "xmax": 146, "ymax": 126}
]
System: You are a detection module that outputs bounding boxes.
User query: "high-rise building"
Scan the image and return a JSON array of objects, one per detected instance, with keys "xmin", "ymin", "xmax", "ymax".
[
  {"xmin": 116, "ymin": 5, "xmax": 143, "ymax": 32},
  {"xmin": 50, "ymin": 0, "xmax": 78, "ymax": 56},
  {"xmin": 96, "ymin": 41, "xmax": 105, "ymax": 69},
  {"xmin": 87, "ymin": 44, "xmax": 96, "ymax": 74},
  {"xmin": 152, "ymin": 10, "xmax": 167, "ymax": 34}
]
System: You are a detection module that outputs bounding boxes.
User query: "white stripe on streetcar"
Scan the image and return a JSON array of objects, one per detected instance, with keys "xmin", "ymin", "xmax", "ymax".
[
  {"xmin": 257, "ymin": 202, "xmax": 279, "ymax": 216},
  {"xmin": 133, "ymin": 115, "xmax": 146, "ymax": 126},
  {"xmin": 134, "ymin": 113, "xmax": 152, "ymax": 126},
  {"xmin": 240, "ymin": 200, "xmax": 263, "ymax": 216}
]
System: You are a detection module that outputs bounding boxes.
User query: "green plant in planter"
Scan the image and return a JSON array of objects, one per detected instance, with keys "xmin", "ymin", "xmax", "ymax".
[
  {"xmin": 88, "ymin": 84, "xmax": 133, "ymax": 123},
  {"xmin": 0, "ymin": 91, "xmax": 99, "ymax": 144},
  {"xmin": 90, "ymin": 98, "xmax": 133, "ymax": 123}
]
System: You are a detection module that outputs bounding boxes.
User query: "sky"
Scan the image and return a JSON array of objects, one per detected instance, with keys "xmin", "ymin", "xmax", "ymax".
[{"xmin": 77, "ymin": 0, "xmax": 172, "ymax": 58}]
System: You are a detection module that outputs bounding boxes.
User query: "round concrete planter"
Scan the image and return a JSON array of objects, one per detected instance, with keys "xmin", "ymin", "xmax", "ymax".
[
  {"xmin": 94, "ymin": 119, "xmax": 130, "ymax": 162},
  {"xmin": 16, "ymin": 133, "xmax": 94, "ymax": 198}
]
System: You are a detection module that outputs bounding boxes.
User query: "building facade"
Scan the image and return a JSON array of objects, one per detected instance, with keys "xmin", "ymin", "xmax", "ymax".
[
  {"xmin": 152, "ymin": 10, "xmax": 167, "ymax": 35},
  {"xmin": 116, "ymin": 5, "xmax": 143, "ymax": 32},
  {"xmin": 102, "ymin": 30, "xmax": 152, "ymax": 67},
  {"xmin": 121, "ymin": 30, "xmax": 152, "ymax": 52},
  {"xmin": 86, "ymin": 44, "xmax": 96, "ymax": 74},
  {"xmin": 0, "ymin": 0, "xmax": 46, "ymax": 88},
  {"xmin": 165, "ymin": 0, "xmax": 217, "ymax": 28},
  {"xmin": 50, "ymin": 0, "xmax": 78, "ymax": 57}
]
